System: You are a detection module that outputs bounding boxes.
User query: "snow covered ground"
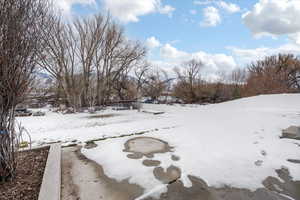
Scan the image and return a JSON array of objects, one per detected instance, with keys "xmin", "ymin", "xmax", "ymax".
[
  {"xmin": 19, "ymin": 94, "xmax": 300, "ymax": 198},
  {"xmin": 17, "ymin": 105, "xmax": 184, "ymax": 145}
]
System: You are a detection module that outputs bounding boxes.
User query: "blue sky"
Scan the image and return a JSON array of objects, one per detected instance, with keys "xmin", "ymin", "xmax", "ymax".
[{"xmin": 55, "ymin": 0, "xmax": 300, "ymax": 79}]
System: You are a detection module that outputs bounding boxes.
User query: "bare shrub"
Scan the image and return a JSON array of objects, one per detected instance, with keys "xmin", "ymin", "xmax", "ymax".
[
  {"xmin": 0, "ymin": 0, "xmax": 50, "ymax": 181},
  {"xmin": 245, "ymin": 54, "xmax": 300, "ymax": 96}
]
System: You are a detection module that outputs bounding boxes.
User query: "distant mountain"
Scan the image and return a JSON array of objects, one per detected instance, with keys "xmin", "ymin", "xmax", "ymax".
[
  {"xmin": 36, "ymin": 72, "xmax": 51, "ymax": 79},
  {"xmin": 34, "ymin": 72, "xmax": 54, "ymax": 88}
]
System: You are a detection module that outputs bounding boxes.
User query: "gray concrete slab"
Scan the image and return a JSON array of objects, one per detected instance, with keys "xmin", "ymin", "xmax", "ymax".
[
  {"xmin": 142, "ymin": 110, "xmax": 165, "ymax": 115},
  {"xmin": 61, "ymin": 146, "xmax": 143, "ymax": 200},
  {"xmin": 38, "ymin": 143, "xmax": 61, "ymax": 200}
]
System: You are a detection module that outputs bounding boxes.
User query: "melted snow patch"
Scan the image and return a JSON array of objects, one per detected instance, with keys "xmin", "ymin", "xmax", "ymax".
[{"xmin": 124, "ymin": 137, "xmax": 171, "ymax": 155}]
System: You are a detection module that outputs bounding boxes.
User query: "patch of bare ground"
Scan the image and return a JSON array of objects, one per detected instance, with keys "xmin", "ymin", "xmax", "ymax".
[
  {"xmin": 0, "ymin": 147, "xmax": 49, "ymax": 200},
  {"xmin": 87, "ymin": 114, "xmax": 119, "ymax": 119}
]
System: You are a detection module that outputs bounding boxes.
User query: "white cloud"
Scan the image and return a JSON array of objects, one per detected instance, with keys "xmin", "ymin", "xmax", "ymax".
[
  {"xmin": 157, "ymin": 41, "xmax": 300, "ymax": 80},
  {"xmin": 160, "ymin": 44, "xmax": 189, "ymax": 60},
  {"xmin": 103, "ymin": 0, "xmax": 156, "ymax": 23},
  {"xmin": 170, "ymin": 40, "xmax": 180, "ymax": 44},
  {"xmin": 217, "ymin": 1, "xmax": 240, "ymax": 13},
  {"xmin": 54, "ymin": 0, "xmax": 96, "ymax": 14},
  {"xmin": 289, "ymin": 33, "xmax": 300, "ymax": 45},
  {"xmin": 201, "ymin": 6, "xmax": 221, "ymax": 27},
  {"xmin": 194, "ymin": 0, "xmax": 213, "ymax": 6},
  {"xmin": 194, "ymin": 0, "xmax": 240, "ymax": 13},
  {"xmin": 228, "ymin": 43, "xmax": 300, "ymax": 64},
  {"xmin": 228, "ymin": 47, "xmax": 270, "ymax": 64},
  {"xmin": 149, "ymin": 60, "xmax": 177, "ymax": 76},
  {"xmin": 243, "ymin": 0, "xmax": 300, "ymax": 37},
  {"xmin": 160, "ymin": 43, "xmax": 237, "ymax": 80},
  {"xmin": 146, "ymin": 37, "xmax": 161, "ymax": 49},
  {"xmin": 103, "ymin": 0, "xmax": 175, "ymax": 23},
  {"xmin": 157, "ymin": 42, "xmax": 300, "ymax": 80},
  {"xmin": 159, "ymin": 5, "xmax": 176, "ymax": 17},
  {"xmin": 190, "ymin": 9, "xmax": 197, "ymax": 15},
  {"xmin": 193, "ymin": 1, "xmax": 240, "ymax": 27}
]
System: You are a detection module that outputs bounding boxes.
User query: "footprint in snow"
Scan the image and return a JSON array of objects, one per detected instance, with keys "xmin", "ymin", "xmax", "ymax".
[
  {"xmin": 261, "ymin": 150, "xmax": 267, "ymax": 156},
  {"xmin": 255, "ymin": 160, "xmax": 263, "ymax": 167}
]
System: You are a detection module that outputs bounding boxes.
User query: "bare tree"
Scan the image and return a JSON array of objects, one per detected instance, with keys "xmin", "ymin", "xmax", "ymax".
[
  {"xmin": 134, "ymin": 61, "xmax": 150, "ymax": 99},
  {"xmin": 246, "ymin": 54, "xmax": 300, "ymax": 96},
  {"xmin": 99, "ymin": 23, "xmax": 124, "ymax": 104},
  {"xmin": 226, "ymin": 68, "xmax": 247, "ymax": 99},
  {"xmin": 173, "ymin": 59, "xmax": 203, "ymax": 103},
  {"xmin": 74, "ymin": 15, "xmax": 109, "ymax": 107},
  {"xmin": 39, "ymin": 17, "xmax": 84, "ymax": 110},
  {"xmin": 143, "ymin": 69, "xmax": 170, "ymax": 100},
  {"xmin": 229, "ymin": 68, "xmax": 247, "ymax": 84},
  {"xmin": 40, "ymin": 14, "xmax": 147, "ymax": 108},
  {"xmin": 0, "ymin": 0, "xmax": 51, "ymax": 181},
  {"xmin": 111, "ymin": 41, "xmax": 146, "ymax": 100}
]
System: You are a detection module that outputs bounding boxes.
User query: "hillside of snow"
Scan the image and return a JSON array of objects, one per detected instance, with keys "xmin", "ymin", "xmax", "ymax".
[
  {"xmin": 81, "ymin": 94, "xmax": 300, "ymax": 197},
  {"xmin": 18, "ymin": 94, "xmax": 300, "ymax": 196}
]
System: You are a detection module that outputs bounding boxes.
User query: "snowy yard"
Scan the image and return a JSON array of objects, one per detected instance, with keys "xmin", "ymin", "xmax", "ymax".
[{"xmin": 19, "ymin": 94, "xmax": 300, "ymax": 199}]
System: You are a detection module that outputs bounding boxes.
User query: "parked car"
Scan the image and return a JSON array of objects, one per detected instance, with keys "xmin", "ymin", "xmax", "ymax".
[
  {"xmin": 32, "ymin": 111, "xmax": 46, "ymax": 116},
  {"xmin": 15, "ymin": 108, "xmax": 32, "ymax": 117},
  {"xmin": 143, "ymin": 99, "xmax": 154, "ymax": 104},
  {"xmin": 142, "ymin": 99, "xmax": 159, "ymax": 104}
]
